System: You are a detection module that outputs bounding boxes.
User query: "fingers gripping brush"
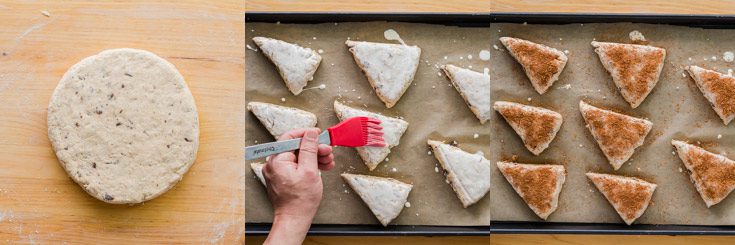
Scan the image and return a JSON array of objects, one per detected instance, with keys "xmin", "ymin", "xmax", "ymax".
[{"xmin": 245, "ymin": 117, "xmax": 385, "ymax": 160}]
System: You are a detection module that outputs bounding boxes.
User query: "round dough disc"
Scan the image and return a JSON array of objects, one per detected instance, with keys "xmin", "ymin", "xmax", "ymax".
[{"xmin": 48, "ymin": 48, "xmax": 199, "ymax": 204}]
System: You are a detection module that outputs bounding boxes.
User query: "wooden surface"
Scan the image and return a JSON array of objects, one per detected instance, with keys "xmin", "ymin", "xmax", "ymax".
[
  {"xmin": 245, "ymin": 0, "xmax": 735, "ymax": 244},
  {"xmin": 0, "ymin": 0, "xmax": 244, "ymax": 244}
]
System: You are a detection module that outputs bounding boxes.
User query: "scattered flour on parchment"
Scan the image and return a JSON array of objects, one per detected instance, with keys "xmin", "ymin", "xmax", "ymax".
[{"xmin": 629, "ymin": 30, "xmax": 646, "ymax": 42}]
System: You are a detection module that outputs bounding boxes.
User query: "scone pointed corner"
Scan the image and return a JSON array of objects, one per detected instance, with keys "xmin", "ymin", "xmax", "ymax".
[
  {"xmin": 493, "ymin": 101, "xmax": 563, "ymax": 155},
  {"xmin": 591, "ymin": 41, "xmax": 666, "ymax": 108},
  {"xmin": 345, "ymin": 40, "xmax": 421, "ymax": 108},
  {"xmin": 586, "ymin": 172, "xmax": 656, "ymax": 225},
  {"xmin": 250, "ymin": 162, "xmax": 266, "ymax": 186},
  {"xmin": 685, "ymin": 65, "xmax": 735, "ymax": 125},
  {"xmin": 252, "ymin": 37, "xmax": 322, "ymax": 95},
  {"xmin": 500, "ymin": 37, "xmax": 568, "ymax": 94},
  {"xmin": 441, "ymin": 64, "xmax": 492, "ymax": 124},
  {"xmin": 496, "ymin": 161, "xmax": 566, "ymax": 220},
  {"xmin": 428, "ymin": 140, "xmax": 491, "ymax": 208},
  {"xmin": 671, "ymin": 140, "xmax": 735, "ymax": 207},
  {"xmin": 579, "ymin": 100, "xmax": 652, "ymax": 170}
]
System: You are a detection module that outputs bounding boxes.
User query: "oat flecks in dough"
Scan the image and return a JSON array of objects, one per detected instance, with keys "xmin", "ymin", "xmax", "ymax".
[
  {"xmin": 247, "ymin": 101, "xmax": 317, "ymax": 139},
  {"xmin": 586, "ymin": 172, "xmax": 656, "ymax": 225},
  {"xmin": 428, "ymin": 140, "xmax": 491, "ymax": 207},
  {"xmin": 333, "ymin": 101, "xmax": 408, "ymax": 171},
  {"xmin": 442, "ymin": 65, "xmax": 491, "ymax": 124},
  {"xmin": 686, "ymin": 65, "xmax": 735, "ymax": 125},
  {"xmin": 496, "ymin": 161, "xmax": 565, "ymax": 220},
  {"xmin": 253, "ymin": 37, "xmax": 322, "ymax": 95},
  {"xmin": 47, "ymin": 48, "xmax": 199, "ymax": 204},
  {"xmin": 672, "ymin": 140, "xmax": 735, "ymax": 207},
  {"xmin": 341, "ymin": 173, "xmax": 412, "ymax": 226},
  {"xmin": 499, "ymin": 37, "xmax": 568, "ymax": 94},
  {"xmin": 591, "ymin": 41, "xmax": 666, "ymax": 108},
  {"xmin": 345, "ymin": 40, "xmax": 421, "ymax": 108}
]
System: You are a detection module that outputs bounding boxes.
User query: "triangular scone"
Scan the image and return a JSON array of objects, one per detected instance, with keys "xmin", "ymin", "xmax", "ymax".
[
  {"xmin": 496, "ymin": 161, "xmax": 565, "ymax": 220},
  {"xmin": 345, "ymin": 40, "xmax": 421, "ymax": 108},
  {"xmin": 250, "ymin": 162, "xmax": 266, "ymax": 186},
  {"xmin": 428, "ymin": 140, "xmax": 491, "ymax": 207},
  {"xmin": 672, "ymin": 140, "xmax": 735, "ymax": 207},
  {"xmin": 333, "ymin": 101, "xmax": 408, "ymax": 170},
  {"xmin": 499, "ymin": 37, "xmax": 568, "ymax": 94},
  {"xmin": 247, "ymin": 101, "xmax": 318, "ymax": 139},
  {"xmin": 493, "ymin": 101, "xmax": 563, "ymax": 155},
  {"xmin": 586, "ymin": 173, "xmax": 656, "ymax": 225},
  {"xmin": 579, "ymin": 101, "xmax": 652, "ymax": 170},
  {"xmin": 441, "ymin": 65, "xmax": 491, "ymax": 124},
  {"xmin": 685, "ymin": 66, "xmax": 735, "ymax": 125},
  {"xmin": 341, "ymin": 173, "xmax": 412, "ymax": 226},
  {"xmin": 252, "ymin": 37, "xmax": 322, "ymax": 95},
  {"xmin": 591, "ymin": 41, "xmax": 666, "ymax": 108}
]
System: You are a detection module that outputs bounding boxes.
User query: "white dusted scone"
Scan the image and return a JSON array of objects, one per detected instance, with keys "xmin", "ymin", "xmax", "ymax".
[
  {"xmin": 247, "ymin": 101, "xmax": 317, "ymax": 139},
  {"xmin": 586, "ymin": 173, "xmax": 656, "ymax": 225},
  {"xmin": 428, "ymin": 140, "xmax": 491, "ymax": 207},
  {"xmin": 252, "ymin": 37, "xmax": 322, "ymax": 95},
  {"xmin": 496, "ymin": 161, "xmax": 565, "ymax": 220},
  {"xmin": 333, "ymin": 101, "xmax": 408, "ymax": 170},
  {"xmin": 250, "ymin": 162, "xmax": 266, "ymax": 186},
  {"xmin": 442, "ymin": 65, "xmax": 491, "ymax": 124},
  {"xmin": 685, "ymin": 66, "xmax": 735, "ymax": 125},
  {"xmin": 672, "ymin": 140, "xmax": 735, "ymax": 207},
  {"xmin": 493, "ymin": 101, "xmax": 563, "ymax": 155},
  {"xmin": 591, "ymin": 41, "xmax": 666, "ymax": 108},
  {"xmin": 341, "ymin": 173, "xmax": 412, "ymax": 226},
  {"xmin": 579, "ymin": 101, "xmax": 652, "ymax": 170},
  {"xmin": 345, "ymin": 40, "xmax": 421, "ymax": 108},
  {"xmin": 499, "ymin": 37, "xmax": 568, "ymax": 94}
]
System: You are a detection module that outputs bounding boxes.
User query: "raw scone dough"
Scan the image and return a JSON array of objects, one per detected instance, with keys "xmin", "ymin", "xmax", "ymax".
[{"xmin": 47, "ymin": 48, "xmax": 199, "ymax": 204}]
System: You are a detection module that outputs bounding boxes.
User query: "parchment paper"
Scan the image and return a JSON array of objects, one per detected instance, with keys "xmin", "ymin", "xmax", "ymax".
[
  {"xmin": 246, "ymin": 22, "xmax": 491, "ymax": 226},
  {"xmin": 490, "ymin": 22, "xmax": 735, "ymax": 225}
]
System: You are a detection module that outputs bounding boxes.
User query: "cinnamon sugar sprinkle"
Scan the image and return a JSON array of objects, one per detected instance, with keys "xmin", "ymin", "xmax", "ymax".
[
  {"xmin": 505, "ymin": 165, "xmax": 557, "ymax": 213},
  {"xmin": 685, "ymin": 145, "xmax": 735, "ymax": 200},
  {"xmin": 508, "ymin": 39, "xmax": 563, "ymax": 87},
  {"xmin": 583, "ymin": 107, "xmax": 648, "ymax": 159},
  {"xmin": 604, "ymin": 45, "xmax": 664, "ymax": 103},
  {"xmin": 595, "ymin": 176, "xmax": 652, "ymax": 220},
  {"xmin": 698, "ymin": 70, "xmax": 735, "ymax": 117},
  {"xmin": 500, "ymin": 106, "xmax": 559, "ymax": 150}
]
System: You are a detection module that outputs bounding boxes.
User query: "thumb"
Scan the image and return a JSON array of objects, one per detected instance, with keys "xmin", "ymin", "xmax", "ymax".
[{"xmin": 297, "ymin": 128, "xmax": 320, "ymax": 172}]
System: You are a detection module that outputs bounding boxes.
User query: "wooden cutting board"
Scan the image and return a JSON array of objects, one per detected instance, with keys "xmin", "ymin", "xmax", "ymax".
[{"xmin": 0, "ymin": 1, "xmax": 244, "ymax": 243}]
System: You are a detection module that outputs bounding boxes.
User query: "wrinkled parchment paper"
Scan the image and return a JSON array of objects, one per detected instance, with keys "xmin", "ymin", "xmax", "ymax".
[
  {"xmin": 246, "ymin": 22, "xmax": 491, "ymax": 226},
  {"xmin": 490, "ymin": 22, "xmax": 735, "ymax": 225}
]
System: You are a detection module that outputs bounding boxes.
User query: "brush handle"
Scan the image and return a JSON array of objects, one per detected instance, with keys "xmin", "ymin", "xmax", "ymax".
[{"xmin": 245, "ymin": 131, "xmax": 331, "ymax": 160}]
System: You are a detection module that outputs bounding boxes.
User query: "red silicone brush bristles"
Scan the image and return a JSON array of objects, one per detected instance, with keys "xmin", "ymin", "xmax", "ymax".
[{"xmin": 327, "ymin": 116, "xmax": 386, "ymax": 147}]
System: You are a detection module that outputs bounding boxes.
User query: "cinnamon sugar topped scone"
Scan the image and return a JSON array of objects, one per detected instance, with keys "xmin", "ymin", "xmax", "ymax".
[
  {"xmin": 672, "ymin": 140, "xmax": 735, "ymax": 207},
  {"xmin": 586, "ymin": 173, "xmax": 656, "ymax": 225},
  {"xmin": 494, "ymin": 101, "xmax": 563, "ymax": 155},
  {"xmin": 579, "ymin": 101, "xmax": 652, "ymax": 170},
  {"xmin": 686, "ymin": 66, "xmax": 735, "ymax": 125},
  {"xmin": 591, "ymin": 41, "xmax": 666, "ymax": 108},
  {"xmin": 497, "ymin": 161, "xmax": 566, "ymax": 220},
  {"xmin": 500, "ymin": 37, "xmax": 568, "ymax": 94}
]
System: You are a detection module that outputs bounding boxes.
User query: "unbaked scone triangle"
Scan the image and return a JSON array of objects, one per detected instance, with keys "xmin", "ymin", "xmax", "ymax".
[
  {"xmin": 579, "ymin": 101, "xmax": 652, "ymax": 170},
  {"xmin": 499, "ymin": 37, "xmax": 568, "ymax": 94},
  {"xmin": 496, "ymin": 161, "xmax": 565, "ymax": 220},
  {"xmin": 493, "ymin": 101, "xmax": 563, "ymax": 155},
  {"xmin": 333, "ymin": 101, "xmax": 409, "ymax": 170},
  {"xmin": 685, "ymin": 65, "xmax": 735, "ymax": 125},
  {"xmin": 672, "ymin": 140, "xmax": 735, "ymax": 207},
  {"xmin": 586, "ymin": 172, "xmax": 656, "ymax": 225},
  {"xmin": 345, "ymin": 40, "xmax": 421, "ymax": 108},
  {"xmin": 428, "ymin": 140, "xmax": 491, "ymax": 207},
  {"xmin": 442, "ymin": 65, "xmax": 491, "ymax": 124},
  {"xmin": 341, "ymin": 173, "xmax": 412, "ymax": 226},
  {"xmin": 250, "ymin": 162, "xmax": 266, "ymax": 186},
  {"xmin": 252, "ymin": 37, "xmax": 322, "ymax": 95},
  {"xmin": 247, "ymin": 101, "xmax": 317, "ymax": 139},
  {"xmin": 591, "ymin": 41, "xmax": 666, "ymax": 108}
]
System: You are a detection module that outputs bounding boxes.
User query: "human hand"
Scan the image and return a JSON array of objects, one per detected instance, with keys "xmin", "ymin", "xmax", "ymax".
[{"xmin": 263, "ymin": 128, "xmax": 335, "ymax": 245}]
